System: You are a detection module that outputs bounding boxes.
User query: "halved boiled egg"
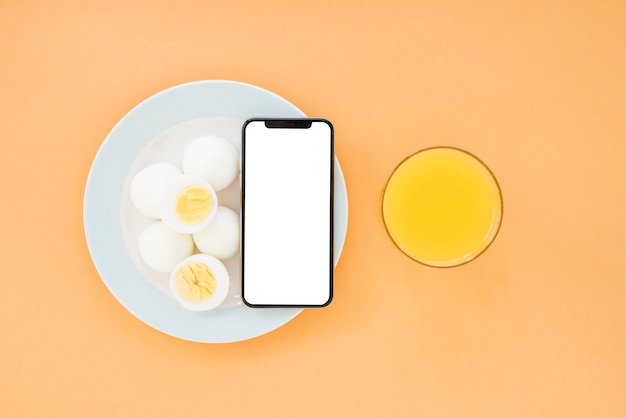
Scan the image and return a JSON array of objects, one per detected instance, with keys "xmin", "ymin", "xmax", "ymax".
[
  {"xmin": 138, "ymin": 221, "xmax": 194, "ymax": 273},
  {"xmin": 169, "ymin": 254, "xmax": 230, "ymax": 311},
  {"xmin": 192, "ymin": 206, "xmax": 240, "ymax": 260},
  {"xmin": 130, "ymin": 162, "xmax": 182, "ymax": 218},
  {"xmin": 182, "ymin": 135, "xmax": 239, "ymax": 191},
  {"xmin": 158, "ymin": 175, "xmax": 218, "ymax": 234}
]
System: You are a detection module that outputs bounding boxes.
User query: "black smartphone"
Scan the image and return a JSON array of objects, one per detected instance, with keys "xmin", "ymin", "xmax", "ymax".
[{"xmin": 241, "ymin": 118, "xmax": 334, "ymax": 307}]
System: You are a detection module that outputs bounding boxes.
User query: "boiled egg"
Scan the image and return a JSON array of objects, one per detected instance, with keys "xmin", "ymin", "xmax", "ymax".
[
  {"xmin": 130, "ymin": 162, "xmax": 182, "ymax": 218},
  {"xmin": 158, "ymin": 175, "xmax": 218, "ymax": 234},
  {"xmin": 169, "ymin": 254, "xmax": 230, "ymax": 311},
  {"xmin": 192, "ymin": 206, "xmax": 240, "ymax": 259},
  {"xmin": 182, "ymin": 136, "xmax": 239, "ymax": 191},
  {"xmin": 138, "ymin": 221, "xmax": 194, "ymax": 273}
]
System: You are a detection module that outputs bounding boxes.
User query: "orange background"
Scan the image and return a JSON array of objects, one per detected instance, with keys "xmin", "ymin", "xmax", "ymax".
[{"xmin": 1, "ymin": 1, "xmax": 625, "ymax": 417}]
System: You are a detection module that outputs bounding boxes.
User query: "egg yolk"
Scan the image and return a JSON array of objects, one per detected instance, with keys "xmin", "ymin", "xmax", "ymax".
[
  {"xmin": 173, "ymin": 262, "xmax": 217, "ymax": 303},
  {"xmin": 175, "ymin": 186, "xmax": 213, "ymax": 224}
]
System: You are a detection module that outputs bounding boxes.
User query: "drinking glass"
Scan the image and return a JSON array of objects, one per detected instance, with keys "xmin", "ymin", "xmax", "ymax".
[{"xmin": 381, "ymin": 147, "xmax": 503, "ymax": 267}]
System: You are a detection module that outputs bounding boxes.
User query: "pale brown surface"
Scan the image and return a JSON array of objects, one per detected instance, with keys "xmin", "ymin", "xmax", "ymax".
[{"xmin": 1, "ymin": 1, "xmax": 625, "ymax": 417}]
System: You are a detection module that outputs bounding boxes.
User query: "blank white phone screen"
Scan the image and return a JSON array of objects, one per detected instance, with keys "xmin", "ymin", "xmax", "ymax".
[{"xmin": 242, "ymin": 120, "xmax": 333, "ymax": 306}]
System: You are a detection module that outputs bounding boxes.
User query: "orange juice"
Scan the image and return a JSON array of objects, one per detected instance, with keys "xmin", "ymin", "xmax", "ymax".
[{"xmin": 382, "ymin": 147, "xmax": 502, "ymax": 267}]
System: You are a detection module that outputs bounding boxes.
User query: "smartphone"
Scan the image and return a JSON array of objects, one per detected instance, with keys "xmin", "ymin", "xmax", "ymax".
[{"xmin": 241, "ymin": 118, "xmax": 334, "ymax": 307}]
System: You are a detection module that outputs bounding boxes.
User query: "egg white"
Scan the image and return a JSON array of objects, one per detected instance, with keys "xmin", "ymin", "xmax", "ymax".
[
  {"xmin": 182, "ymin": 136, "xmax": 240, "ymax": 191},
  {"xmin": 138, "ymin": 221, "xmax": 194, "ymax": 273},
  {"xmin": 193, "ymin": 206, "xmax": 240, "ymax": 260},
  {"xmin": 130, "ymin": 162, "xmax": 181, "ymax": 219}
]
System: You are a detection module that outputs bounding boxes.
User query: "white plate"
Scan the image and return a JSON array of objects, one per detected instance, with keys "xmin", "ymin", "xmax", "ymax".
[{"xmin": 83, "ymin": 80, "xmax": 348, "ymax": 343}]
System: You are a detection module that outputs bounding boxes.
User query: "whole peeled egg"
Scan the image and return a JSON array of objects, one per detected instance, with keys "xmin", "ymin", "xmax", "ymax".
[
  {"xmin": 138, "ymin": 221, "xmax": 194, "ymax": 273},
  {"xmin": 130, "ymin": 162, "xmax": 182, "ymax": 219},
  {"xmin": 170, "ymin": 254, "xmax": 230, "ymax": 311},
  {"xmin": 182, "ymin": 136, "xmax": 239, "ymax": 191},
  {"xmin": 193, "ymin": 206, "xmax": 240, "ymax": 259}
]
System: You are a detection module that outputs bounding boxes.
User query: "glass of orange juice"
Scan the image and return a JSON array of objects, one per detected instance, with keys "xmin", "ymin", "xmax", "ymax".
[{"xmin": 381, "ymin": 147, "xmax": 503, "ymax": 267}]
